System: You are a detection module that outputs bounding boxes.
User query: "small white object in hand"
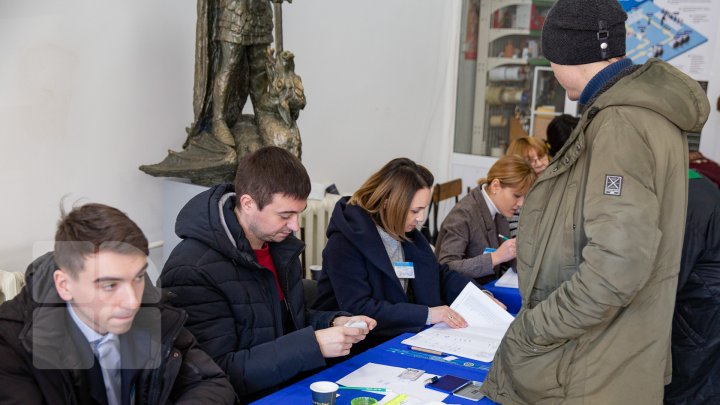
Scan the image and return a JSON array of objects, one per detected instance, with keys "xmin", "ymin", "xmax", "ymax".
[{"xmin": 344, "ymin": 320, "xmax": 368, "ymax": 329}]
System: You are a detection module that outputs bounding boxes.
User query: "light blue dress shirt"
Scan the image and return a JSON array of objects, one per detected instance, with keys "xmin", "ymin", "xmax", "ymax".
[{"xmin": 67, "ymin": 304, "xmax": 122, "ymax": 405}]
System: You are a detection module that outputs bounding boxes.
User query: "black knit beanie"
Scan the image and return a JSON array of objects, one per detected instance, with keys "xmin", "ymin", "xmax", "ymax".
[{"xmin": 541, "ymin": 0, "xmax": 627, "ymax": 65}]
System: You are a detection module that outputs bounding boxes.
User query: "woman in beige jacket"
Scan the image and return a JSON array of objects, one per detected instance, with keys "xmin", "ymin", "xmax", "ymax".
[{"xmin": 434, "ymin": 155, "xmax": 535, "ymax": 284}]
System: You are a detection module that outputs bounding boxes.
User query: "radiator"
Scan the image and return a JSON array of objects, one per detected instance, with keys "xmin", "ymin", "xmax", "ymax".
[{"xmin": 300, "ymin": 194, "xmax": 342, "ymax": 277}]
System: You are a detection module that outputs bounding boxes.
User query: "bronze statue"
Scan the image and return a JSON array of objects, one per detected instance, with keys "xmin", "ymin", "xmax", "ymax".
[{"xmin": 140, "ymin": 0, "xmax": 305, "ymax": 186}]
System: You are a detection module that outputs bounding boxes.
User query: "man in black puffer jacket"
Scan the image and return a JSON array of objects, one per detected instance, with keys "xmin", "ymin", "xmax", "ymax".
[
  {"xmin": 160, "ymin": 146, "xmax": 376, "ymax": 402},
  {"xmin": 0, "ymin": 203, "xmax": 236, "ymax": 405},
  {"xmin": 665, "ymin": 170, "xmax": 720, "ymax": 404}
]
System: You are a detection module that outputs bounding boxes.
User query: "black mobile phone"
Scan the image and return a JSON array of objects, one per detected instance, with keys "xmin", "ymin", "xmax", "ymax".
[
  {"xmin": 425, "ymin": 375, "xmax": 470, "ymax": 394},
  {"xmin": 453, "ymin": 381, "xmax": 485, "ymax": 401}
]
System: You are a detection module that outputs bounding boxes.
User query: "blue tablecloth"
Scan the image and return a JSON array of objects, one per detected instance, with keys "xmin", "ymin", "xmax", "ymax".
[
  {"xmin": 250, "ymin": 332, "xmax": 497, "ymax": 404},
  {"xmin": 251, "ymin": 286, "xmax": 521, "ymax": 404},
  {"xmin": 483, "ymin": 280, "xmax": 521, "ymax": 315}
]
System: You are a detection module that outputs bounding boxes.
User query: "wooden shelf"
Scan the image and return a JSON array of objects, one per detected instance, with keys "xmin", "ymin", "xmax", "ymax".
[
  {"xmin": 487, "ymin": 57, "xmax": 528, "ymax": 70},
  {"xmin": 490, "ymin": 0, "xmax": 532, "ymax": 14},
  {"xmin": 528, "ymin": 57, "xmax": 550, "ymax": 66},
  {"xmin": 489, "ymin": 28, "xmax": 531, "ymax": 42},
  {"xmin": 532, "ymin": 0, "xmax": 555, "ymax": 7}
]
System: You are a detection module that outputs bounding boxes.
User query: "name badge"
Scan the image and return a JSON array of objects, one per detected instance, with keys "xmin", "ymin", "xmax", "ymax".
[
  {"xmin": 393, "ymin": 261, "xmax": 415, "ymax": 279},
  {"xmin": 483, "ymin": 247, "xmax": 496, "ymax": 254}
]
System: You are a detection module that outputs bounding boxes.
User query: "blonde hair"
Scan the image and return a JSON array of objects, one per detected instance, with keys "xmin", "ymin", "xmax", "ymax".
[
  {"xmin": 349, "ymin": 158, "xmax": 433, "ymax": 241},
  {"xmin": 477, "ymin": 155, "xmax": 536, "ymax": 195},
  {"xmin": 506, "ymin": 136, "xmax": 549, "ymax": 161}
]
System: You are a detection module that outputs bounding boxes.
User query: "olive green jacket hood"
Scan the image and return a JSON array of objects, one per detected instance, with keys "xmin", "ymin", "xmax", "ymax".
[{"xmin": 591, "ymin": 59, "xmax": 709, "ymax": 133}]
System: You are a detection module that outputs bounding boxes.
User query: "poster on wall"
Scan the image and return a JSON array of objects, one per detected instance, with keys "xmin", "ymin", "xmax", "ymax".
[{"xmin": 618, "ymin": 0, "xmax": 718, "ymax": 81}]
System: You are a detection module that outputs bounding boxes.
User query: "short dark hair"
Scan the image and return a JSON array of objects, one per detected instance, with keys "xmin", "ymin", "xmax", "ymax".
[
  {"xmin": 349, "ymin": 158, "xmax": 434, "ymax": 241},
  {"xmin": 234, "ymin": 146, "xmax": 311, "ymax": 209},
  {"xmin": 54, "ymin": 203, "xmax": 149, "ymax": 277},
  {"xmin": 547, "ymin": 114, "xmax": 580, "ymax": 157}
]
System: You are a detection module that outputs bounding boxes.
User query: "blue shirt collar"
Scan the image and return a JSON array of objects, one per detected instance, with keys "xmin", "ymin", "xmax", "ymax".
[
  {"xmin": 68, "ymin": 304, "xmax": 122, "ymax": 405},
  {"xmin": 579, "ymin": 58, "xmax": 634, "ymax": 105},
  {"xmin": 67, "ymin": 303, "xmax": 109, "ymax": 343}
]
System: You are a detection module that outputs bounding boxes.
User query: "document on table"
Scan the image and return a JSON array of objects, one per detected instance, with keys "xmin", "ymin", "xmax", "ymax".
[
  {"xmin": 336, "ymin": 362, "xmax": 447, "ymax": 402},
  {"xmin": 495, "ymin": 267, "xmax": 518, "ymax": 288},
  {"xmin": 401, "ymin": 282, "xmax": 514, "ymax": 362}
]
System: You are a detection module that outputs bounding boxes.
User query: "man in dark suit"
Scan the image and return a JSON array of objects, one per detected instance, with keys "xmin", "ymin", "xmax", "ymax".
[{"xmin": 0, "ymin": 203, "xmax": 236, "ymax": 404}]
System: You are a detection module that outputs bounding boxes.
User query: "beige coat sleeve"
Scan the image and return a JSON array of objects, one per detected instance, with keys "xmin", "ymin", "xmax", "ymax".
[{"xmin": 0, "ymin": 270, "xmax": 26, "ymax": 303}]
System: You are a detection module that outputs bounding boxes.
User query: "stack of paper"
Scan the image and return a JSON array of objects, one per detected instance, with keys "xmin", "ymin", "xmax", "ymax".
[
  {"xmin": 495, "ymin": 268, "xmax": 519, "ymax": 288},
  {"xmin": 336, "ymin": 363, "xmax": 447, "ymax": 403},
  {"xmin": 401, "ymin": 283, "xmax": 513, "ymax": 362}
]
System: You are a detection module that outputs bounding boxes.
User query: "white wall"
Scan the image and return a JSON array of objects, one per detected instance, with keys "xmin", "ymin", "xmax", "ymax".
[
  {"xmin": 0, "ymin": 0, "xmax": 197, "ymax": 272},
  {"xmin": 283, "ymin": 0, "xmax": 460, "ymax": 190},
  {"xmin": 3, "ymin": 0, "xmax": 717, "ymax": 274},
  {"xmin": 0, "ymin": 0, "xmax": 461, "ymax": 272}
]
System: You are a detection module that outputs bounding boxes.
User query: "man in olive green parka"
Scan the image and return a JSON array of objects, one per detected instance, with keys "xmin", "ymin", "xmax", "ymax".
[{"xmin": 481, "ymin": 1, "xmax": 711, "ymax": 403}]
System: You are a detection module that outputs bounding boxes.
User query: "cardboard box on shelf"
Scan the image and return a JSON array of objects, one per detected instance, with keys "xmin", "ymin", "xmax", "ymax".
[
  {"xmin": 509, "ymin": 115, "xmax": 528, "ymax": 143},
  {"xmin": 532, "ymin": 106, "xmax": 556, "ymax": 140},
  {"xmin": 532, "ymin": 115, "xmax": 553, "ymax": 140}
]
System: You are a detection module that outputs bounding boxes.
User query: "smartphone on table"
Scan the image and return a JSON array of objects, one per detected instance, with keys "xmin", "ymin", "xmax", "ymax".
[{"xmin": 453, "ymin": 381, "xmax": 485, "ymax": 401}]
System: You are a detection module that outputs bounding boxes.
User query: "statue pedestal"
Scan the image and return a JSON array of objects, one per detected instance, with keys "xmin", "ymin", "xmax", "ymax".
[{"xmin": 163, "ymin": 179, "xmax": 208, "ymax": 266}]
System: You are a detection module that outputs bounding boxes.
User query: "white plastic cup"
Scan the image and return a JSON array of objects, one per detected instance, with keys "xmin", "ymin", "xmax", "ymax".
[
  {"xmin": 310, "ymin": 381, "xmax": 338, "ymax": 405},
  {"xmin": 309, "ymin": 265, "xmax": 323, "ymax": 281}
]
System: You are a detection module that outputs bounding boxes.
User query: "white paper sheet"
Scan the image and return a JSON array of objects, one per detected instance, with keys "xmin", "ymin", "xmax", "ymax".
[
  {"xmin": 336, "ymin": 362, "xmax": 447, "ymax": 403},
  {"xmin": 494, "ymin": 268, "xmax": 519, "ymax": 288},
  {"xmin": 401, "ymin": 283, "xmax": 513, "ymax": 362}
]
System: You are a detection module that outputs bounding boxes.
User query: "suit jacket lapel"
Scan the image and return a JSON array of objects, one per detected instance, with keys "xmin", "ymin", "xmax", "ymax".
[
  {"xmin": 474, "ymin": 189, "xmax": 500, "ymax": 250},
  {"xmin": 119, "ymin": 329, "xmax": 148, "ymax": 405},
  {"xmin": 65, "ymin": 315, "xmax": 108, "ymax": 405}
]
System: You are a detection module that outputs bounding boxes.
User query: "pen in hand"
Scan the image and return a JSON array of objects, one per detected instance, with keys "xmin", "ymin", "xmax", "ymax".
[{"xmin": 498, "ymin": 234, "xmax": 510, "ymax": 241}]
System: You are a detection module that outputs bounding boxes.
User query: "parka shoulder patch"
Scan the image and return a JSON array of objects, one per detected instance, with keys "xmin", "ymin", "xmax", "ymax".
[{"xmin": 604, "ymin": 175, "xmax": 623, "ymax": 196}]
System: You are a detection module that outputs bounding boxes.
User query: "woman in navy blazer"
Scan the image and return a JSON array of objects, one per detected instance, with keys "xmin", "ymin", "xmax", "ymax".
[{"xmin": 313, "ymin": 158, "xmax": 472, "ymax": 337}]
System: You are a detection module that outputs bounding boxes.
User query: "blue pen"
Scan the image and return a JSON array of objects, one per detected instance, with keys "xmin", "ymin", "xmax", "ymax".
[{"xmin": 498, "ymin": 234, "xmax": 510, "ymax": 241}]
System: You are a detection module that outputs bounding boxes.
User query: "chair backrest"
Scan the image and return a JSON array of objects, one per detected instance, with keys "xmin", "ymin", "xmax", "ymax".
[
  {"xmin": 425, "ymin": 178, "xmax": 462, "ymax": 244},
  {"xmin": 0, "ymin": 270, "xmax": 26, "ymax": 304}
]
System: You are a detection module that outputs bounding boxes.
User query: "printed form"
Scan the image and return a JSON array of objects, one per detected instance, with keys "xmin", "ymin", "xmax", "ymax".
[{"xmin": 402, "ymin": 283, "xmax": 514, "ymax": 362}]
